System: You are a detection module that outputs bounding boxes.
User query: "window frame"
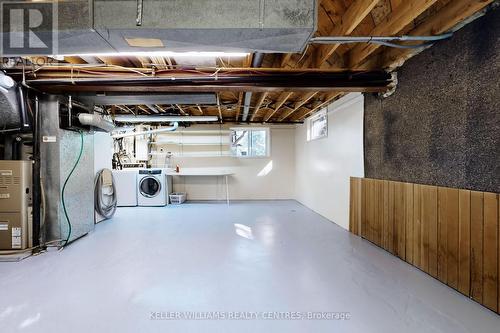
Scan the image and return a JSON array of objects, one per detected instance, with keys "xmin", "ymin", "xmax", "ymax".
[
  {"xmin": 307, "ymin": 110, "xmax": 328, "ymax": 142},
  {"xmin": 230, "ymin": 127, "xmax": 271, "ymax": 158}
]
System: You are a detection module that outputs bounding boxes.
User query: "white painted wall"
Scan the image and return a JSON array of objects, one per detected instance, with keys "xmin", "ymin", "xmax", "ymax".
[
  {"xmin": 164, "ymin": 125, "xmax": 295, "ymax": 200},
  {"xmin": 294, "ymin": 93, "xmax": 365, "ymax": 230}
]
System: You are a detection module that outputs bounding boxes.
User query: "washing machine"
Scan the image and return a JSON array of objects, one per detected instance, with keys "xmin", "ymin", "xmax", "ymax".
[
  {"xmin": 112, "ymin": 170, "xmax": 138, "ymax": 207},
  {"xmin": 137, "ymin": 169, "xmax": 168, "ymax": 206}
]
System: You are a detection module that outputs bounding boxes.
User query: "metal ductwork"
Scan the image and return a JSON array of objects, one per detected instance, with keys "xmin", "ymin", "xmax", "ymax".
[
  {"xmin": 74, "ymin": 93, "xmax": 217, "ymax": 106},
  {"xmin": 45, "ymin": 0, "xmax": 317, "ymax": 54},
  {"xmin": 112, "ymin": 123, "xmax": 179, "ymax": 138},
  {"xmin": 113, "ymin": 115, "xmax": 219, "ymax": 123},
  {"xmin": 78, "ymin": 113, "xmax": 116, "ymax": 132},
  {"xmin": 241, "ymin": 53, "xmax": 264, "ymax": 122}
]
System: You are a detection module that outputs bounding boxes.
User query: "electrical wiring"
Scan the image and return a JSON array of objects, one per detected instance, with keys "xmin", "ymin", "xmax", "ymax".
[{"xmin": 61, "ymin": 130, "xmax": 84, "ymax": 248}]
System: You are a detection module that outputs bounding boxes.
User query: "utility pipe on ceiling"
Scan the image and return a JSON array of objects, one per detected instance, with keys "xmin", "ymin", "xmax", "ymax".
[
  {"xmin": 241, "ymin": 52, "xmax": 264, "ymax": 122},
  {"xmin": 309, "ymin": 33, "xmax": 453, "ymax": 49},
  {"xmin": 113, "ymin": 115, "xmax": 219, "ymax": 123},
  {"xmin": 112, "ymin": 122, "xmax": 179, "ymax": 139}
]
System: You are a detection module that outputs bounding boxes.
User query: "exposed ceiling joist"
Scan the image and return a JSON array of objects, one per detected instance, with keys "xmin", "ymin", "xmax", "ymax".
[
  {"xmin": 234, "ymin": 92, "xmax": 244, "ymax": 121},
  {"xmin": 348, "ymin": 0, "xmax": 438, "ymax": 67},
  {"xmin": 116, "ymin": 105, "xmax": 135, "ymax": 115},
  {"xmin": 137, "ymin": 105, "xmax": 152, "ymax": 114},
  {"xmin": 196, "ymin": 104, "xmax": 204, "ymax": 115},
  {"xmin": 216, "ymin": 94, "xmax": 223, "ymax": 121},
  {"xmin": 64, "ymin": 56, "xmax": 87, "ymax": 64},
  {"xmin": 291, "ymin": 92, "xmax": 342, "ymax": 121},
  {"xmin": 315, "ymin": 0, "xmax": 380, "ymax": 68},
  {"xmin": 154, "ymin": 105, "xmax": 166, "ymax": 113},
  {"xmin": 382, "ymin": 0, "xmax": 494, "ymax": 70},
  {"xmin": 250, "ymin": 92, "xmax": 268, "ymax": 122},
  {"xmin": 278, "ymin": 92, "xmax": 318, "ymax": 121},
  {"xmin": 175, "ymin": 104, "xmax": 188, "ymax": 115},
  {"xmin": 280, "ymin": 54, "xmax": 293, "ymax": 68},
  {"xmin": 264, "ymin": 92, "xmax": 294, "ymax": 122}
]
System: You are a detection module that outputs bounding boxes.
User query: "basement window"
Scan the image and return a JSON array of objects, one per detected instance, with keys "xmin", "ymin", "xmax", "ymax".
[
  {"xmin": 230, "ymin": 128, "xmax": 270, "ymax": 158},
  {"xmin": 307, "ymin": 111, "xmax": 328, "ymax": 141}
]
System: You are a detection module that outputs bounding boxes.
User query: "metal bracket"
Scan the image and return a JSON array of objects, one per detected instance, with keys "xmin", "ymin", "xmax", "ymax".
[{"xmin": 136, "ymin": 0, "xmax": 144, "ymax": 26}]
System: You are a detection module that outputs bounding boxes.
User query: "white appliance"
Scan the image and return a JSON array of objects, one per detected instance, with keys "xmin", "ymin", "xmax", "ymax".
[
  {"xmin": 137, "ymin": 169, "xmax": 169, "ymax": 206},
  {"xmin": 112, "ymin": 170, "xmax": 138, "ymax": 207}
]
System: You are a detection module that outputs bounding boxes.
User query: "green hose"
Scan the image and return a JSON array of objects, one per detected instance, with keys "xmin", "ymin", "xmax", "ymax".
[{"xmin": 61, "ymin": 130, "xmax": 84, "ymax": 247}]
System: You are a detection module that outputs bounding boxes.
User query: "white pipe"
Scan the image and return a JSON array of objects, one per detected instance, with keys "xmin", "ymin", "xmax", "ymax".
[
  {"xmin": 112, "ymin": 122, "xmax": 179, "ymax": 138},
  {"xmin": 113, "ymin": 115, "xmax": 218, "ymax": 123},
  {"xmin": 78, "ymin": 113, "xmax": 116, "ymax": 132}
]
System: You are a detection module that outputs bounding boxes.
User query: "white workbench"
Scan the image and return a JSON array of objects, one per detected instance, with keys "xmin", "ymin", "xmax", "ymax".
[{"xmin": 165, "ymin": 168, "xmax": 234, "ymax": 204}]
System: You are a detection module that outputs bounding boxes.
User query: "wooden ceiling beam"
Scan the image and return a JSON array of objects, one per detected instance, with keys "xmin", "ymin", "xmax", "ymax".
[
  {"xmin": 154, "ymin": 104, "xmax": 166, "ymax": 113},
  {"xmin": 97, "ymin": 56, "xmax": 131, "ymax": 67},
  {"xmin": 138, "ymin": 105, "xmax": 153, "ymax": 114},
  {"xmin": 290, "ymin": 92, "xmax": 341, "ymax": 121},
  {"xmin": 175, "ymin": 104, "xmax": 188, "ymax": 115},
  {"xmin": 250, "ymin": 92, "xmax": 268, "ymax": 122},
  {"xmin": 216, "ymin": 93, "xmax": 223, "ymax": 121},
  {"xmin": 264, "ymin": 92, "xmax": 294, "ymax": 122},
  {"xmin": 234, "ymin": 92, "xmax": 244, "ymax": 121},
  {"xmin": 280, "ymin": 54, "xmax": 293, "ymax": 68},
  {"xmin": 278, "ymin": 92, "xmax": 318, "ymax": 121},
  {"xmin": 34, "ymin": 85, "xmax": 389, "ymax": 94},
  {"xmin": 64, "ymin": 56, "xmax": 87, "ymax": 64},
  {"xmin": 314, "ymin": 0, "xmax": 380, "ymax": 69},
  {"xmin": 116, "ymin": 105, "xmax": 135, "ymax": 115},
  {"xmin": 348, "ymin": 0, "xmax": 438, "ymax": 68},
  {"xmin": 382, "ymin": 0, "xmax": 494, "ymax": 70},
  {"xmin": 196, "ymin": 104, "xmax": 204, "ymax": 115}
]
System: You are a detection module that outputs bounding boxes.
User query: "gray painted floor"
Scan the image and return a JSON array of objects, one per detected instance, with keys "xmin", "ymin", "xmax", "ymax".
[{"xmin": 1, "ymin": 201, "xmax": 499, "ymax": 332}]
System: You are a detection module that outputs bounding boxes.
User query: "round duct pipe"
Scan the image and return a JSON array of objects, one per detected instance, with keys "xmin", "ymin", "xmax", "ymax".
[
  {"xmin": 113, "ymin": 115, "xmax": 219, "ymax": 123},
  {"xmin": 78, "ymin": 113, "xmax": 116, "ymax": 132},
  {"xmin": 112, "ymin": 122, "xmax": 179, "ymax": 139}
]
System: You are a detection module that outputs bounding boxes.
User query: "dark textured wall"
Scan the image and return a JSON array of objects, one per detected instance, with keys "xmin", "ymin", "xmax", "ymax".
[{"xmin": 364, "ymin": 7, "xmax": 500, "ymax": 193}]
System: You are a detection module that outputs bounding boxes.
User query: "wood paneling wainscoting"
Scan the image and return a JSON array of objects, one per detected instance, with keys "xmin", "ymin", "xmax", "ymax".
[{"xmin": 349, "ymin": 177, "xmax": 500, "ymax": 314}]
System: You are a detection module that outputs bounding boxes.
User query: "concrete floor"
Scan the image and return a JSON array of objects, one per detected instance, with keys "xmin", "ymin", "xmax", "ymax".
[{"xmin": 1, "ymin": 201, "xmax": 499, "ymax": 333}]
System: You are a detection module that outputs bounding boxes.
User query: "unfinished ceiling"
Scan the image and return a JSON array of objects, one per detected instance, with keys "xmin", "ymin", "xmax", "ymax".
[{"xmin": 6, "ymin": 0, "xmax": 494, "ymax": 123}]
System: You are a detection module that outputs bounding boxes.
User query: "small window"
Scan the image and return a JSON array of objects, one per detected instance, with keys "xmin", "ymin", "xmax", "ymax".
[
  {"xmin": 231, "ymin": 128, "xmax": 269, "ymax": 157},
  {"xmin": 307, "ymin": 111, "xmax": 328, "ymax": 141}
]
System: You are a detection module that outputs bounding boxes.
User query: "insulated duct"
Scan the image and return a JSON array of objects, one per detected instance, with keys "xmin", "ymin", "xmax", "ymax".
[
  {"xmin": 0, "ymin": 73, "xmax": 29, "ymax": 132},
  {"xmin": 78, "ymin": 113, "xmax": 116, "ymax": 132}
]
